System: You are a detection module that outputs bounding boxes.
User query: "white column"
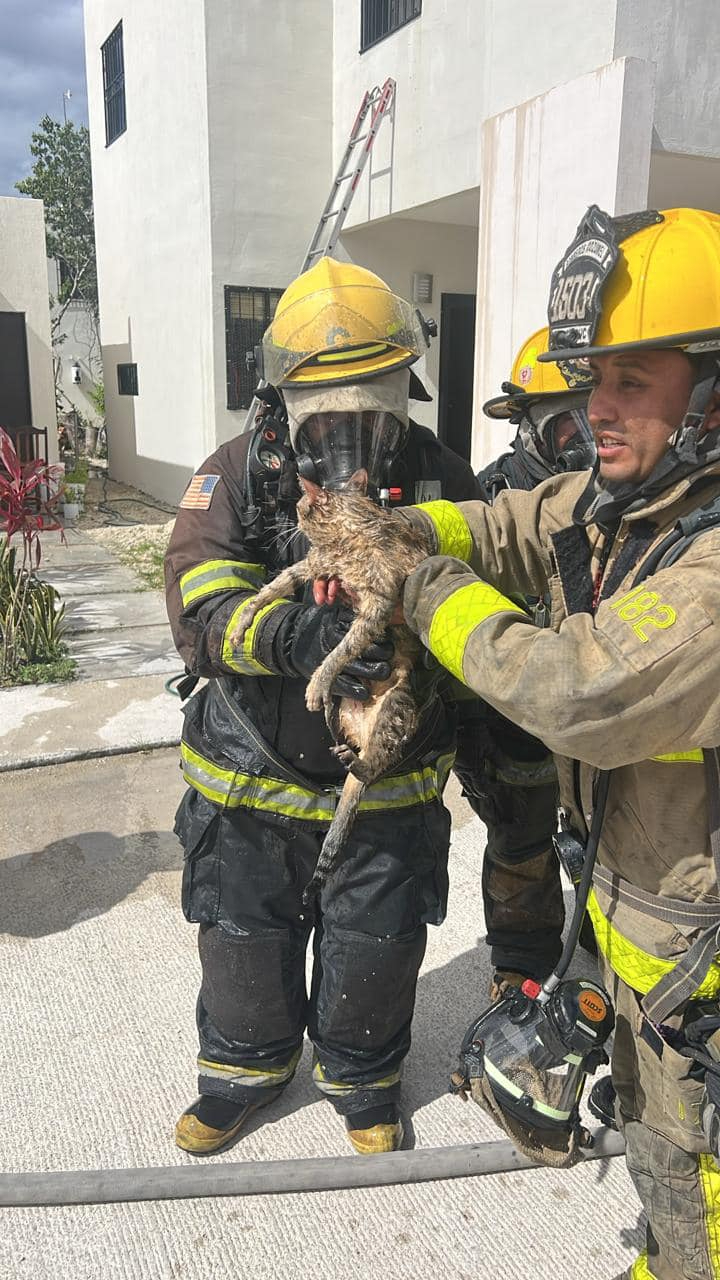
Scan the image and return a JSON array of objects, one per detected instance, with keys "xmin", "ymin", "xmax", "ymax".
[{"xmin": 472, "ymin": 56, "xmax": 655, "ymax": 471}]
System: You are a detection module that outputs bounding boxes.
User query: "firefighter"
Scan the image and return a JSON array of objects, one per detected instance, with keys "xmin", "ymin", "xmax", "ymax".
[
  {"xmin": 165, "ymin": 257, "xmax": 481, "ymax": 1157},
  {"xmin": 454, "ymin": 329, "xmax": 594, "ymax": 993},
  {"xmin": 396, "ymin": 206, "xmax": 720, "ymax": 1279}
]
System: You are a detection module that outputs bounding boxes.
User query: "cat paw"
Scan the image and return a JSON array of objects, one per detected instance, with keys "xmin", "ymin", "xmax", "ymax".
[
  {"xmin": 331, "ymin": 742, "xmax": 360, "ymax": 770},
  {"xmin": 305, "ymin": 674, "xmax": 324, "ymax": 712}
]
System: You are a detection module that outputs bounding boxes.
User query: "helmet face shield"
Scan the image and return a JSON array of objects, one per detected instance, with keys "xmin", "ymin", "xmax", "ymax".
[{"xmin": 294, "ymin": 411, "xmax": 407, "ymax": 492}]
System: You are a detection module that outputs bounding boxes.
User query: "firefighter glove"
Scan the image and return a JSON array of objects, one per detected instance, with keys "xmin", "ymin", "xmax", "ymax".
[{"xmin": 278, "ymin": 604, "xmax": 394, "ymax": 701}]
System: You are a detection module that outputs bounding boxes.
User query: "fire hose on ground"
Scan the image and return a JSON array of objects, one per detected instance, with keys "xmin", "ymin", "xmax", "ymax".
[{"xmin": 1, "ymin": 1130, "xmax": 625, "ymax": 1208}]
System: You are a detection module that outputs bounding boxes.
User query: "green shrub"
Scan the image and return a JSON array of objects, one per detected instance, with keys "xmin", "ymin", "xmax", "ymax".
[{"xmin": 0, "ymin": 538, "xmax": 74, "ymax": 685}]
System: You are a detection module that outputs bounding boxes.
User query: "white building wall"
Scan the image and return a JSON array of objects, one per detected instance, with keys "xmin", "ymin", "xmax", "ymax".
[
  {"xmin": 0, "ymin": 197, "xmax": 57, "ymax": 458},
  {"xmin": 341, "ymin": 214, "xmax": 478, "ymax": 430},
  {"xmin": 204, "ymin": 0, "xmax": 333, "ymax": 448},
  {"xmin": 472, "ymin": 57, "xmax": 655, "ymax": 472},
  {"xmin": 333, "ymin": 0, "xmax": 618, "ymax": 226},
  {"xmin": 84, "ymin": 0, "xmax": 214, "ymax": 502},
  {"xmin": 613, "ymin": 0, "xmax": 720, "ymax": 158}
]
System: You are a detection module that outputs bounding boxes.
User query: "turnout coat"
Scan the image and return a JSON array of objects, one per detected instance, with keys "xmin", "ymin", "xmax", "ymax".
[{"xmin": 403, "ymin": 464, "xmax": 720, "ymax": 1040}]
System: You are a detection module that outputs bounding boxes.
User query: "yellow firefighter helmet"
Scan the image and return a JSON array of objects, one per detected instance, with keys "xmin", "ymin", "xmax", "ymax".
[
  {"xmin": 261, "ymin": 257, "xmax": 429, "ymax": 387},
  {"xmin": 541, "ymin": 206, "xmax": 720, "ymax": 364},
  {"xmin": 483, "ymin": 327, "xmax": 591, "ymax": 419}
]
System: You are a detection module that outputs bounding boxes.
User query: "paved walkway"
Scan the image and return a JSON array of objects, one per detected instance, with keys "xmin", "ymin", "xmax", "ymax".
[
  {"xmin": 4, "ymin": 527, "xmax": 184, "ymax": 771},
  {"xmin": 40, "ymin": 526, "xmax": 179, "ymax": 682},
  {"xmin": 0, "ymin": 522, "xmax": 643, "ymax": 1278},
  {"xmin": 0, "ymin": 757, "xmax": 642, "ymax": 1280}
]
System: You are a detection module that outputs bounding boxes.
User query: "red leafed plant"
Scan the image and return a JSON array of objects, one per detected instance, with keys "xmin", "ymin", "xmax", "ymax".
[
  {"xmin": 0, "ymin": 426, "xmax": 65, "ymax": 569},
  {"xmin": 0, "ymin": 427, "xmax": 72, "ymax": 684}
]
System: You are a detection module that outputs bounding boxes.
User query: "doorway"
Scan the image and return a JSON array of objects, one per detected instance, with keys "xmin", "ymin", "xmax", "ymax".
[
  {"xmin": 437, "ymin": 292, "xmax": 476, "ymax": 461},
  {"xmin": 0, "ymin": 312, "xmax": 32, "ymax": 432}
]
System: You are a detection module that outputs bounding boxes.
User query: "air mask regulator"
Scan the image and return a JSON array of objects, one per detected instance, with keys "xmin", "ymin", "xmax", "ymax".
[
  {"xmin": 241, "ymin": 387, "xmax": 295, "ymax": 547},
  {"xmin": 451, "ymin": 772, "xmax": 615, "ymax": 1166}
]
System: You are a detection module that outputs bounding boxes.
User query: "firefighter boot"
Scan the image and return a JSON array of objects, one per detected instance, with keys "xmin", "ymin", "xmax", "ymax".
[
  {"xmin": 345, "ymin": 1102, "xmax": 404, "ymax": 1155},
  {"xmin": 175, "ymin": 1090, "xmax": 282, "ymax": 1155}
]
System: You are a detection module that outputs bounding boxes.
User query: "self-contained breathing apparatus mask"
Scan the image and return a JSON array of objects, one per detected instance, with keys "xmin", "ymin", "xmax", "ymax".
[
  {"xmin": 283, "ymin": 368, "xmax": 411, "ymax": 502},
  {"xmin": 292, "ymin": 410, "xmax": 407, "ymax": 496},
  {"xmin": 515, "ymin": 395, "xmax": 595, "ymax": 480},
  {"xmin": 452, "ymin": 772, "xmax": 614, "ymax": 1167},
  {"xmin": 454, "ymin": 975, "xmax": 613, "ymax": 1167}
]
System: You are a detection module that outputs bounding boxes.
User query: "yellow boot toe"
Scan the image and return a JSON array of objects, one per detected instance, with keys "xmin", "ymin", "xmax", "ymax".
[
  {"xmin": 175, "ymin": 1094, "xmax": 275, "ymax": 1155},
  {"xmin": 346, "ymin": 1118, "xmax": 404, "ymax": 1155}
]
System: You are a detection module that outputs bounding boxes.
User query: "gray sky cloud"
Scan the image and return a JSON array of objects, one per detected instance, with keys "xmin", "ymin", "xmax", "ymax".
[{"xmin": 0, "ymin": 0, "xmax": 89, "ymax": 196}]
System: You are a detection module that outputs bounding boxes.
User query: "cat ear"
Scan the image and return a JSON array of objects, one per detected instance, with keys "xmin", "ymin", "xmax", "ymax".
[
  {"xmin": 299, "ymin": 476, "xmax": 329, "ymax": 505},
  {"xmin": 344, "ymin": 468, "xmax": 368, "ymax": 494}
]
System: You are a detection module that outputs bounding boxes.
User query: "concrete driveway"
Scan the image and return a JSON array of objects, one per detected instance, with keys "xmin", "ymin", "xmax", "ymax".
[{"xmin": 0, "ymin": 753, "xmax": 642, "ymax": 1279}]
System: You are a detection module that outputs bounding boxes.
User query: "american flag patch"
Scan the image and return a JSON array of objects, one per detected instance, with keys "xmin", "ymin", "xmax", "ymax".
[{"xmin": 180, "ymin": 474, "xmax": 220, "ymax": 510}]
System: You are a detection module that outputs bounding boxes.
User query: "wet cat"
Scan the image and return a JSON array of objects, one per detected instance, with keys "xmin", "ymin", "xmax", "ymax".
[{"xmin": 230, "ymin": 477, "xmax": 433, "ymax": 898}]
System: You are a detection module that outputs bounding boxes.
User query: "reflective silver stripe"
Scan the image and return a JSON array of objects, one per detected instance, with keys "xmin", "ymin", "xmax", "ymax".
[{"xmin": 198, "ymin": 1049, "xmax": 301, "ymax": 1089}]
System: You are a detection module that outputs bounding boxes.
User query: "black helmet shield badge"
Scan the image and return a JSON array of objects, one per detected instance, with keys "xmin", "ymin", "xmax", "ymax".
[{"xmin": 546, "ymin": 206, "xmax": 664, "ymax": 373}]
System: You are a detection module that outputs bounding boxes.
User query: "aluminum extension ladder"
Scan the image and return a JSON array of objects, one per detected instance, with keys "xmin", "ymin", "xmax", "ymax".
[
  {"xmin": 243, "ymin": 78, "xmax": 397, "ymax": 430},
  {"xmin": 301, "ymin": 77, "xmax": 396, "ymax": 271}
]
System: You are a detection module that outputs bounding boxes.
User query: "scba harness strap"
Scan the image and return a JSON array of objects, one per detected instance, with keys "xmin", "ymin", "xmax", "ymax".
[{"xmin": 588, "ymin": 490, "xmax": 720, "ymax": 1022}]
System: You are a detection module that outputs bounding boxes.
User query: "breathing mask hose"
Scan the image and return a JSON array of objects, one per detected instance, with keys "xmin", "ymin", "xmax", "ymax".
[{"xmin": 541, "ymin": 769, "xmax": 612, "ymax": 998}]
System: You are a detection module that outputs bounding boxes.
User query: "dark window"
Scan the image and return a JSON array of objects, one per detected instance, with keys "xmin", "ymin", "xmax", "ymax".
[
  {"xmin": 361, "ymin": 0, "xmax": 421, "ymax": 51},
  {"xmin": 117, "ymin": 363, "xmax": 138, "ymax": 396},
  {"xmin": 102, "ymin": 22, "xmax": 126, "ymax": 145},
  {"xmin": 225, "ymin": 286, "xmax": 284, "ymax": 410}
]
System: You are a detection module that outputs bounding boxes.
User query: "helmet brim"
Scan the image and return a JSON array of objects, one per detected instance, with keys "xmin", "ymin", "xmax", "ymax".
[
  {"xmin": 483, "ymin": 388, "xmax": 587, "ymax": 421},
  {"xmin": 539, "ymin": 327, "xmax": 720, "ymax": 364}
]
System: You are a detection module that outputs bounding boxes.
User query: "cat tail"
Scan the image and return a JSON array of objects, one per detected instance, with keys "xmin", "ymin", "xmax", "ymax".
[{"xmin": 302, "ymin": 773, "xmax": 366, "ymax": 905}]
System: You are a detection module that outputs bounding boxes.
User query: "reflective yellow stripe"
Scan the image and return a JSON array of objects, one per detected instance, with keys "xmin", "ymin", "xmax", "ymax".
[
  {"xmin": 427, "ymin": 581, "xmax": 525, "ymax": 683},
  {"xmin": 413, "ymin": 500, "xmax": 473, "ymax": 561},
  {"xmin": 316, "ymin": 343, "xmax": 388, "ymax": 364},
  {"xmin": 699, "ymin": 1153, "xmax": 720, "ymax": 1277},
  {"xmin": 630, "ymin": 1251, "xmax": 657, "ymax": 1280},
  {"xmin": 312, "ymin": 1061, "xmax": 401, "ymax": 1095},
  {"xmin": 181, "ymin": 741, "xmax": 443, "ymax": 821},
  {"xmin": 222, "ymin": 596, "xmax": 291, "ymax": 675},
  {"xmin": 587, "ymin": 889, "xmax": 720, "ymax": 999},
  {"xmin": 180, "ymin": 559, "xmax": 265, "ymax": 607},
  {"xmin": 651, "ymin": 750, "xmax": 704, "ymax": 763}
]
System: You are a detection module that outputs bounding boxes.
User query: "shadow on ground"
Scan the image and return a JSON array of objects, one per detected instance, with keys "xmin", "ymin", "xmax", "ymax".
[{"xmin": 0, "ymin": 828, "xmax": 182, "ymax": 937}]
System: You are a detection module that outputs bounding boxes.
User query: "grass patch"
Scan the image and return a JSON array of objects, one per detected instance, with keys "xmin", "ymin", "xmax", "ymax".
[
  {"xmin": 3, "ymin": 656, "xmax": 77, "ymax": 686},
  {"xmin": 116, "ymin": 540, "xmax": 167, "ymax": 590}
]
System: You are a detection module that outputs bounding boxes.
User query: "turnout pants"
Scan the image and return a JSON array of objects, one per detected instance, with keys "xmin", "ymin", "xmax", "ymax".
[
  {"xmin": 175, "ymin": 788, "xmax": 450, "ymax": 1114},
  {"xmin": 454, "ymin": 701, "xmax": 563, "ymax": 978},
  {"xmin": 604, "ymin": 966, "xmax": 720, "ymax": 1280}
]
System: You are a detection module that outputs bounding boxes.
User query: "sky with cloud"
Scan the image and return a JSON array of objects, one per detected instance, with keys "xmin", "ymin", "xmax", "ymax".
[{"xmin": 1, "ymin": 0, "xmax": 89, "ymax": 196}]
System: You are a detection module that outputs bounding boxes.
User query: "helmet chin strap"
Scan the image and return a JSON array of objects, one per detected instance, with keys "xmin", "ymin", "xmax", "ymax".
[{"xmin": 671, "ymin": 354, "xmax": 720, "ymax": 463}]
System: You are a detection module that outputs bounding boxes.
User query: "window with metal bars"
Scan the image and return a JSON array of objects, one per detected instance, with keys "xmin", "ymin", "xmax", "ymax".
[
  {"xmin": 117, "ymin": 363, "xmax": 138, "ymax": 396},
  {"xmin": 360, "ymin": 0, "xmax": 421, "ymax": 51},
  {"xmin": 225, "ymin": 286, "xmax": 284, "ymax": 409},
  {"xmin": 101, "ymin": 21, "xmax": 126, "ymax": 145}
]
